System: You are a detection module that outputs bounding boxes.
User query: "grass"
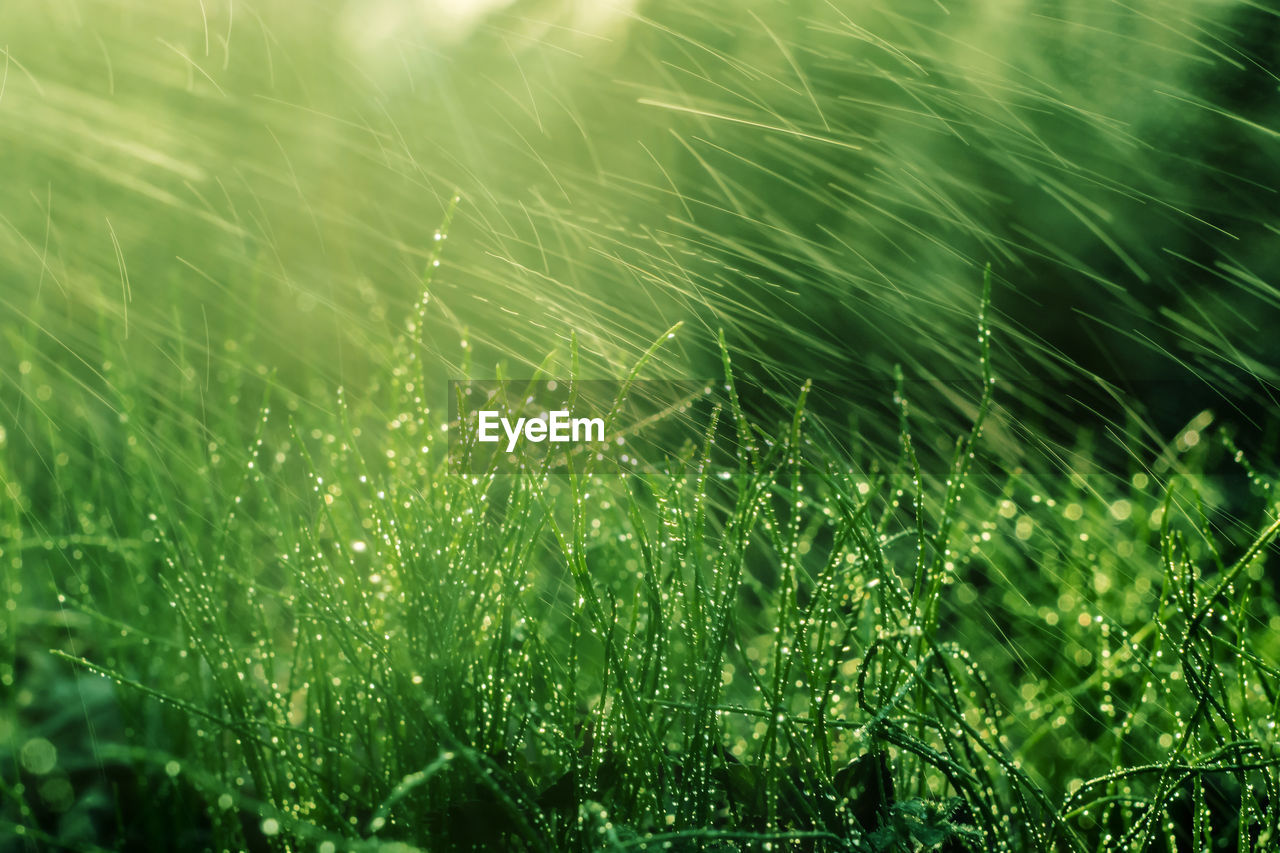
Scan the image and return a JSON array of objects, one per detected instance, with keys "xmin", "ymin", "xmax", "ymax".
[
  {"xmin": 6, "ymin": 265, "xmax": 1280, "ymax": 850},
  {"xmin": 2, "ymin": 0, "xmax": 1280, "ymax": 850}
]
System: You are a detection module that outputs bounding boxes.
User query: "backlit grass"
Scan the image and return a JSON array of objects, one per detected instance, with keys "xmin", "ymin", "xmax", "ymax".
[{"xmin": 2, "ymin": 1, "xmax": 1279, "ymax": 850}]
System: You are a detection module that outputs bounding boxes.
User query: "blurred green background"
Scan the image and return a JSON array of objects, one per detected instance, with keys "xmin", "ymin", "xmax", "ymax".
[{"xmin": 4, "ymin": 0, "xmax": 1277, "ymax": 401}]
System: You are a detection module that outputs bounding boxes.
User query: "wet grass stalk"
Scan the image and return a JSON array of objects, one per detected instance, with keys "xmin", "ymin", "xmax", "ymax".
[{"xmin": 8, "ymin": 262, "xmax": 1273, "ymax": 851}]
